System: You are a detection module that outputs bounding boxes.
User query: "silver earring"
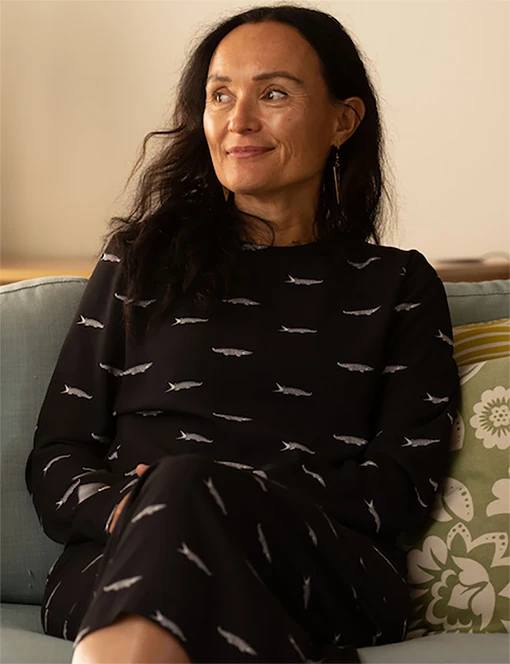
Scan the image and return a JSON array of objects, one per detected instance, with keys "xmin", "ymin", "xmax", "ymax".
[{"xmin": 333, "ymin": 146, "xmax": 341, "ymax": 205}]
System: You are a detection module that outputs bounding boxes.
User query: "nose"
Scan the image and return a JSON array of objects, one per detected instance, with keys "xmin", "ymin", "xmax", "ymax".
[{"xmin": 228, "ymin": 96, "xmax": 261, "ymax": 134}]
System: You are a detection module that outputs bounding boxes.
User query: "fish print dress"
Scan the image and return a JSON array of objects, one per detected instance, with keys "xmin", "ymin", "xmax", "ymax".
[{"xmin": 25, "ymin": 234, "xmax": 459, "ymax": 663}]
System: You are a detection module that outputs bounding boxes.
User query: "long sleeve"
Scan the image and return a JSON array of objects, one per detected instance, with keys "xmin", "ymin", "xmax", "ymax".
[
  {"xmin": 25, "ymin": 244, "xmax": 136, "ymax": 545},
  {"xmin": 263, "ymin": 250, "xmax": 460, "ymax": 538}
]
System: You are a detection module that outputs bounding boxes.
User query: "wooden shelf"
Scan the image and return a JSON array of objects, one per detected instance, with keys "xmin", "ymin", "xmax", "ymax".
[
  {"xmin": 0, "ymin": 257, "xmax": 96, "ymax": 286},
  {"xmin": 1, "ymin": 256, "xmax": 509, "ymax": 287}
]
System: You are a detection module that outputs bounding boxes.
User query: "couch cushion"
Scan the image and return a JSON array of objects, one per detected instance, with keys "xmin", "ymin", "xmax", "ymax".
[
  {"xmin": 403, "ymin": 356, "xmax": 510, "ymax": 637},
  {"xmin": 0, "ymin": 277, "xmax": 88, "ymax": 604},
  {"xmin": 445, "ymin": 280, "xmax": 510, "ymax": 327},
  {"xmin": 453, "ymin": 319, "xmax": 510, "ymax": 366},
  {"xmin": 1, "ymin": 603, "xmax": 509, "ymax": 663}
]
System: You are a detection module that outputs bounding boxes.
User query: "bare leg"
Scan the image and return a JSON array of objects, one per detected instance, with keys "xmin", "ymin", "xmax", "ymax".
[{"xmin": 71, "ymin": 613, "xmax": 192, "ymax": 664}]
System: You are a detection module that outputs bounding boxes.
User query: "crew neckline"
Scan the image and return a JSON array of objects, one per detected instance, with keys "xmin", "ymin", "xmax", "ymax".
[{"xmin": 240, "ymin": 237, "xmax": 326, "ymax": 254}]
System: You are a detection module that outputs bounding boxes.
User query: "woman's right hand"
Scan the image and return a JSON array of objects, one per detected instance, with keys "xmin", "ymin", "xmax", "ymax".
[{"xmin": 108, "ymin": 464, "xmax": 150, "ymax": 534}]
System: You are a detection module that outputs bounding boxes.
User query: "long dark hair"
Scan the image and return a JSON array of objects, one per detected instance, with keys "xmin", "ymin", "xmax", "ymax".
[{"xmin": 106, "ymin": 4, "xmax": 395, "ymax": 334}]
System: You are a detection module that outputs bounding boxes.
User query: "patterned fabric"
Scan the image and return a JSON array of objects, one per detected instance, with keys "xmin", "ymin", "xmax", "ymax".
[
  {"xmin": 453, "ymin": 319, "xmax": 510, "ymax": 366},
  {"xmin": 404, "ymin": 356, "xmax": 510, "ymax": 637},
  {"xmin": 25, "ymin": 236, "xmax": 459, "ymax": 660}
]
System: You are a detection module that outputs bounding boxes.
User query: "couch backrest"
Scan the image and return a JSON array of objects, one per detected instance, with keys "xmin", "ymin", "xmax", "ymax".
[{"xmin": 1, "ymin": 275, "xmax": 509, "ymax": 605}]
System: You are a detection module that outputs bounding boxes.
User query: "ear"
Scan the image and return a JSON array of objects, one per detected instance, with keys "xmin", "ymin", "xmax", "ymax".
[{"xmin": 332, "ymin": 97, "xmax": 366, "ymax": 146}]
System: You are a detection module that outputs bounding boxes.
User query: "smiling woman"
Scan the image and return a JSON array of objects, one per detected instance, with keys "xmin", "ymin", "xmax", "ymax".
[
  {"xmin": 25, "ymin": 4, "xmax": 459, "ymax": 664},
  {"xmin": 202, "ymin": 21, "xmax": 365, "ymax": 245}
]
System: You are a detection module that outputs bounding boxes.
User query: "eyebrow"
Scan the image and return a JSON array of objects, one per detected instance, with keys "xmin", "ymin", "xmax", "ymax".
[{"xmin": 206, "ymin": 71, "xmax": 304, "ymax": 86}]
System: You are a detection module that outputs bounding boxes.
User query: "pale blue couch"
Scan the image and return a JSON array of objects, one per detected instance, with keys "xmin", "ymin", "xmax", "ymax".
[{"xmin": 1, "ymin": 275, "xmax": 509, "ymax": 663}]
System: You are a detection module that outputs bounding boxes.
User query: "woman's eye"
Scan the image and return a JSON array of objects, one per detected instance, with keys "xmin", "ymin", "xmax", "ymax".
[
  {"xmin": 213, "ymin": 91, "xmax": 230, "ymax": 103},
  {"xmin": 266, "ymin": 89, "xmax": 287, "ymax": 101}
]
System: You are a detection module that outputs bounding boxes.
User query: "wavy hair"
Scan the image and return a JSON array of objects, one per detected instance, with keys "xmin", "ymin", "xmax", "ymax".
[{"xmin": 106, "ymin": 4, "xmax": 395, "ymax": 334}]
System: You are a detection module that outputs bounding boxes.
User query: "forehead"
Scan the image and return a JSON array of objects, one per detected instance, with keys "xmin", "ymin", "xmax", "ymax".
[{"xmin": 207, "ymin": 21, "xmax": 322, "ymax": 79}]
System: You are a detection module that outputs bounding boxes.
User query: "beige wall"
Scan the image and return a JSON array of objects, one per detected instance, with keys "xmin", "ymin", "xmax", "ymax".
[{"xmin": 1, "ymin": 0, "xmax": 509, "ymax": 262}]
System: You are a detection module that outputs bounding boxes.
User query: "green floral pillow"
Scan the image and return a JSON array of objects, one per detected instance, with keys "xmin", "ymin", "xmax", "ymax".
[{"xmin": 402, "ymin": 355, "xmax": 510, "ymax": 639}]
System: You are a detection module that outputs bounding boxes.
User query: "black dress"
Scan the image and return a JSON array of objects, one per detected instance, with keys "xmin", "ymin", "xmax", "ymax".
[{"xmin": 25, "ymin": 235, "xmax": 459, "ymax": 663}]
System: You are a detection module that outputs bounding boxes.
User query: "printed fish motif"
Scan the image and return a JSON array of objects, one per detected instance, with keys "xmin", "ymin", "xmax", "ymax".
[
  {"xmin": 171, "ymin": 317, "xmax": 209, "ymax": 325},
  {"xmin": 252, "ymin": 469, "xmax": 268, "ymax": 480},
  {"xmin": 56, "ymin": 480, "xmax": 80, "ymax": 509},
  {"xmin": 136, "ymin": 410, "xmax": 164, "ymax": 416},
  {"xmin": 382, "ymin": 365, "xmax": 408, "ymax": 374},
  {"xmin": 281, "ymin": 440, "xmax": 315, "ymax": 454},
  {"xmin": 394, "ymin": 302, "xmax": 421, "ymax": 312},
  {"xmin": 436, "ymin": 329, "xmax": 454, "ymax": 346},
  {"xmin": 217, "ymin": 626, "xmax": 257, "ymax": 655},
  {"xmin": 360, "ymin": 460, "xmax": 379, "ymax": 469},
  {"xmin": 43, "ymin": 454, "xmax": 71, "ymax": 477},
  {"xmin": 274, "ymin": 383, "xmax": 312, "ymax": 397},
  {"xmin": 415, "ymin": 487, "xmax": 428, "ymax": 508},
  {"xmin": 252, "ymin": 474, "xmax": 268, "ymax": 492},
  {"xmin": 346, "ymin": 257, "xmax": 381, "ymax": 269},
  {"xmin": 77, "ymin": 315, "xmax": 104, "ymax": 329},
  {"xmin": 306, "ymin": 522, "xmax": 318, "ymax": 547},
  {"xmin": 81, "ymin": 554, "xmax": 103, "ymax": 574},
  {"xmin": 424, "ymin": 393, "xmax": 449, "ymax": 404},
  {"xmin": 166, "ymin": 381, "xmax": 203, "ymax": 392},
  {"xmin": 212, "ymin": 348, "xmax": 253, "ymax": 357},
  {"xmin": 337, "ymin": 363, "xmax": 374, "ymax": 373},
  {"xmin": 402, "ymin": 437, "xmax": 440, "ymax": 448},
  {"xmin": 213, "ymin": 412, "xmax": 253, "ymax": 422},
  {"xmin": 91, "ymin": 434, "xmax": 110, "ymax": 445},
  {"xmin": 204, "ymin": 478, "xmax": 228, "ymax": 515},
  {"xmin": 101, "ymin": 252, "xmax": 121, "ymax": 263},
  {"xmin": 114, "ymin": 293, "xmax": 156, "ymax": 308},
  {"xmin": 285, "ymin": 275, "xmax": 324, "ymax": 286},
  {"xmin": 120, "ymin": 478, "xmax": 138, "ymax": 493},
  {"xmin": 99, "ymin": 363, "xmax": 123, "ymax": 377},
  {"xmin": 222, "ymin": 297, "xmax": 260, "ymax": 306},
  {"xmin": 71, "ymin": 467, "xmax": 97, "ymax": 481},
  {"xmin": 177, "ymin": 542, "xmax": 212, "ymax": 576},
  {"xmin": 77, "ymin": 483, "xmax": 109, "ymax": 504},
  {"xmin": 122, "ymin": 362, "xmax": 153, "ymax": 376},
  {"xmin": 400, "ymin": 267, "xmax": 407, "ymax": 276},
  {"xmin": 131, "ymin": 503, "xmax": 167, "ymax": 523},
  {"xmin": 279, "ymin": 325, "xmax": 318, "ymax": 334},
  {"xmin": 107, "ymin": 445, "xmax": 121, "ymax": 461},
  {"xmin": 289, "ymin": 634, "xmax": 306, "ymax": 662},
  {"xmin": 61, "ymin": 385, "xmax": 93, "ymax": 399},
  {"xmin": 302, "ymin": 465, "xmax": 326, "ymax": 487},
  {"xmin": 103, "ymin": 575, "xmax": 143, "ymax": 592},
  {"xmin": 372, "ymin": 545, "xmax": 400, "ymax": 583},
  {"xmin": 151, "ymin": 610, "xmax": 187, "ymax": 642},
  {"xmin": 333, "ymin": 435, "xmax": 368, "ymax": 446},
  {"xmin": 364, "ymin": 499, "xmax": 381, "ymax": 533},
  {"xmin": 45, "ymin": 579, "xmax": 62, "ymax": 610},
  {"xmin": 303, "ymin": 576, "xmax": 311, "ymax": 609},
  {"xmin": 177, "ymin": 430, "xmax": 213, "ymax": 443},
  {"xmin": 429, "ymin": 478, "xmax": 439, "ymax": 491},
  {"xmin": 447, "ymin": 412, "xmax": 454, "ymax": 424},
  {"xmin": 244, "ymin": 558, "xmax": 266, "ymax": 589},
  {"xmin": 257, "ymin": 523, "xmax": 272, "ymax": 563},
  {"xmin": 241, "ymin": 243, "xmax": 269, "ymax": 251},
  {"xmin": 322, "ymin": 511, "xmax": 339, "ymax": 538},
  {"xmin": 342, "ymin": 306, "xmax": 381, "ymax": 316},
  {"xmin": 215, "ymin": 461, "xmax": 254, "ymax": 470}
]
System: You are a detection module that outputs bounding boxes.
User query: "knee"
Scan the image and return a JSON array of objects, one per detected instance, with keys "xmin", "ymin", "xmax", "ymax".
[{"xmin": 149, "ymin": 454, "xmax": 217, "ymax": 490}]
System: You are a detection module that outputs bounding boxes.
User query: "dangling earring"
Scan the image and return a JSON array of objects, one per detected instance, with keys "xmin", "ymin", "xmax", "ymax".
[{"xmin": 333, "ymin": 146, "xmax": 341, "ymax": 205}]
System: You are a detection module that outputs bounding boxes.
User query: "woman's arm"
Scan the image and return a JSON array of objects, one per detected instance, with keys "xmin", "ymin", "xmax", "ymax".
[
  {"xmin": 25, "ymin": 242, "xmax": 137, "ymax": 545},
  {"xmin": 265, "ymin": 250, "xmax": 460, "ymax": 537}
]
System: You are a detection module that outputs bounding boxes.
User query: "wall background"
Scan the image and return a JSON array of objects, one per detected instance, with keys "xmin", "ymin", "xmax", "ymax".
[{"xmin": 1, "ymin": 0, "xmax": 509, "ymax": 262}]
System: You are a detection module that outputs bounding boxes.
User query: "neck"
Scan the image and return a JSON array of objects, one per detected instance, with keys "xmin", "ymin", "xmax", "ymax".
[{"xmin": 234, "ymin": 184, "xmax": 320, "ymax": 246}]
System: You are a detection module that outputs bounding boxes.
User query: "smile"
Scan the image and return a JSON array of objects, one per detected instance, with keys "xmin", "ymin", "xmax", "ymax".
[{"xmin": 227, "ymin": 147, "xmax": 274, "ymax": 159}]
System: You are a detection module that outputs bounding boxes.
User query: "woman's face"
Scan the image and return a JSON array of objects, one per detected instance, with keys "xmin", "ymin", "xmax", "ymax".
[{"xmin": 203, "ymin": 21, "xmax": 346, "ymax": 200}]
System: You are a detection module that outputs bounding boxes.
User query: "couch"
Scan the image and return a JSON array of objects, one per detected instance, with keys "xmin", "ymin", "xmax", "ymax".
[{"xmin": 1, "ymin": 274, "xmax": 509, "ymax": 664}]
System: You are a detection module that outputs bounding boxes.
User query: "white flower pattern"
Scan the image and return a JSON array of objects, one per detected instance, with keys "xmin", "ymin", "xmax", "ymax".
[{"xmin": 470, "ymin": 386, "xmax": 510, "ymax": 450}]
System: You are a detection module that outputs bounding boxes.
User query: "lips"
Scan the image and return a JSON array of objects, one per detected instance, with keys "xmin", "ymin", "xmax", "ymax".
[{"xmin": 227, "ymin": 146, "xmax": 273, "ymax": 158}]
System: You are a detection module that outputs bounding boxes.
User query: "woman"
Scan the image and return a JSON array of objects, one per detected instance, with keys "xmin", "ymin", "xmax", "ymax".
[{"xmin": 25, "ymin": 5, "xmax": 459, "ymax": 663}]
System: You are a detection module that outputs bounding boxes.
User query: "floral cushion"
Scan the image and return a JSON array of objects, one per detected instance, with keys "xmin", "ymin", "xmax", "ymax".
[{"xmin": 402, "ymin": 355, "xmax": 510, "ymax": 638}]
